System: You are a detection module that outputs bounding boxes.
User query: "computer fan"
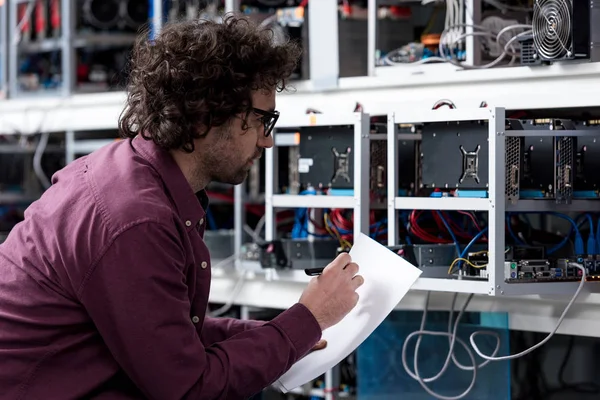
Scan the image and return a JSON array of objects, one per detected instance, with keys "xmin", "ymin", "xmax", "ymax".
[{"xmin": 520, "ymin": 0, "xmax": 600, "ymax": 65}]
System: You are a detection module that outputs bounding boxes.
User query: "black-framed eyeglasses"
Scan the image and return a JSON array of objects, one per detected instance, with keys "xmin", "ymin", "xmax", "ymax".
[{"xmin": 252, "ymin": 107, "xmax": 279, "ymax": 137}]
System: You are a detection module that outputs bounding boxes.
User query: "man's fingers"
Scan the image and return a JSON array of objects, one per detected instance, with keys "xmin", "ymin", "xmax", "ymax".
[
  {"xmin": 351, "ymin": 274, "xmax": 365, "ymax": 289},
  {"xmin": 313, "ymin": 339, "xmax": 327, "ymax": 351},
  {"xmin": 323, "ymin": 253, "xmax": 351, "ymax": 274},
  {"xmin": 335, "ymin": 253, "xmax": 352, "ymax": 269},
  {"xmin": 343, "ymin": 262, "xmax": 359, "ymax": 277}
]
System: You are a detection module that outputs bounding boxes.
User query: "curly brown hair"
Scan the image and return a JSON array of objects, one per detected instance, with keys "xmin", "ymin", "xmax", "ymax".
[{"xmin": 118, "ymin": 14, "xmax": 301, "ymax": 152}]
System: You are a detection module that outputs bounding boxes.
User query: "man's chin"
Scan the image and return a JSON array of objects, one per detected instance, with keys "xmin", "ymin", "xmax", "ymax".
[{"xmin": 215, "ymin": 171, "xmax": 249, "ymax": 186}]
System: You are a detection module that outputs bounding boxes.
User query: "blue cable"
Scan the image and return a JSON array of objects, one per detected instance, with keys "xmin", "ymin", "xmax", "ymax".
[
  {"xmin": 511, "ymin": 212, "xmax": 581, "ymax": 255},
  {"xmin": 291, "ymin": 190, "xmax": 317, "ymax": 239},
  {"xmin": 460, "ymin": 227, "xmax": 488, "ymax": 259},
  {"xmin": 547, "ymin": 212, "xmax": 583, "ymax": 254},
  {"xmin": 584, "ymin": 213, "xmax": 596, "ymax": 255},
  {"xmin": 435, "ymin": 211, "xmax": 461, "ymax": 257}
]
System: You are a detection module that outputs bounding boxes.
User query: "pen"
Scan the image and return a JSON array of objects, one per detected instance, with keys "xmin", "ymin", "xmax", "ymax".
[{"xmin": 304, "ymin": 268, "xmax": 325, "ymax": 276}]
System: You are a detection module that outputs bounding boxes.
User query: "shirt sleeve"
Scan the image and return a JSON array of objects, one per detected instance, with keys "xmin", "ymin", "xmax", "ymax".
[
  {"xmin": 202, "ymin": 317, "xmax": 266, "ymax": 346},
  {"xmin": 78, "ymin": 221, "xmax": 321, "ymax": 400}
]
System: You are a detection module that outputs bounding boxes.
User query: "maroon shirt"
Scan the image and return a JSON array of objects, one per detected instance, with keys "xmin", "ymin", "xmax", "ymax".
[{"xmin": 0, "ymin": 136, "xmax": 321, "ymax": 399}]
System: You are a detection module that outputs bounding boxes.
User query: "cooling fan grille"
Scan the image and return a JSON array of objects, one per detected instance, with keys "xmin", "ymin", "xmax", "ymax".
[{"xmin": 533, "ymin": 0, "xmax": 573, "ymax": 60}]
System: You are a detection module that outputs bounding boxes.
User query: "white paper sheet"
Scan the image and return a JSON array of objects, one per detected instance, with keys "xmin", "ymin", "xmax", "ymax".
[{"xmin": 275, "ymin": 232, "xmax": 423, "ymax": 392}]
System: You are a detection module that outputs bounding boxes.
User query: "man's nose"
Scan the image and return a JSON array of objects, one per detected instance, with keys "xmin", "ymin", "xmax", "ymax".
[{"xmin": 258, "ymin": 134, "xmax": 274, "ymax": 149}]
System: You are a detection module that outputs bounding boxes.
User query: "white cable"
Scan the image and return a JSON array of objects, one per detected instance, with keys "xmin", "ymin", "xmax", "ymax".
[
  {"xmin": 439, "ymin": 23, "xmax": 533, "ymax": 69},
  {"xmin": 471, "ymin": 262, "xmax": 587, "ymax": 361},
  {"xmin": 453, "ymin": 0, "xmax": 460, "ymax": 50},
  {"xmin": 496, "ymin": 24, "xmax": 532, "ymax": 48},
  {"xmin": 403, "ymin": 262, "xmax": 586, "ymax": 399},
  {"xmin": 12, "ymin": 1, "xmax": 35, "ymax": 45},
  {"xmin": 483, "ymin": 0, "xmax": 532, "ymax": 12},
  {"xmin": 402, "ymin": 292, "xmax": 500, "ymax": 400},
  {"xmin": 458, "ymin": 0, "xmax": 464, "ymax": 51},
  {"xmin": 33, "ymin": 131, "xmax": 51, "ymax": 189}
]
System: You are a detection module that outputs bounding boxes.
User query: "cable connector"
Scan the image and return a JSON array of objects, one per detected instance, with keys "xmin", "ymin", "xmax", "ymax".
[
  {"xmin": 575, "ymin": 232, "xmax": 585, "ymax": 255},
  {"xmin": 588, "ymin": 235, "xmax": 596, "ymax": 256}
]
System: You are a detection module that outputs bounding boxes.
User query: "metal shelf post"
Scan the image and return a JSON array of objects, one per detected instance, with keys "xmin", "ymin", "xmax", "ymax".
[
  {"xmin": 367, "ymin": 0, "xmax": 377, "ymax": 77},
  {"xmin": 265, "ymin": 111, "xmax": 371, "ymax": 243},
  {"xmin": 224, "ymin": 0, "xmax": 240, "ymax": 14},
  {"xmin": 488, "ymin": 107, "xmax": 506, "ymax": 295},
  {"xmin": 233, "ymin": 183, "xmax": 246, "ymax": 268},
  {"xmin": 150, "ymin": 0, "xmax": 164, "ymax": 40},
  {"xmin": 308, "ymin": 0, "xmax": 339, "ymax": 90},
  {"xmin": 7, "ymin": 0, "xmax": 19, "ymax": 98},
  {"xmin": 0, "ymin": 0, "xmax": 7, "ymax": 98},
  {"xmin": 388, "ymin": 108, "xmax": 504, "ymax": 295},
  {"xmin": 61, "ymin": 0, "xmax": 75, "ymax": 96}
]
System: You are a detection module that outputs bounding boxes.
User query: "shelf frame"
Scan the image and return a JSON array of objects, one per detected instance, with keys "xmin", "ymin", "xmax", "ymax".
[
  {"xmin": 0, "ymin": 1, "xmax": 7, "ymax": 98},
  {"xmin": 264, "ymin": 112, "xmax": 371, "ymax": 242},
  {"xmin": 387, "ymin": 107, "xmax": 507, "ymax": 296},
  {"xmin": 386, "ymin": 107, "xmax": 600, "ymax": 297}
]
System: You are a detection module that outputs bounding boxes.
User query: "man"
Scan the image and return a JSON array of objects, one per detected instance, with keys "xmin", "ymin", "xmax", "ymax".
[{"xmin": 0, "ymin": 15, "xmax": 364, "ymax": 400}]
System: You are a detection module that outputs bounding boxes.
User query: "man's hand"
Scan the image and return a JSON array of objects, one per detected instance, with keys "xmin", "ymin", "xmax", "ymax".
[
  {"xmin": 299, "ymin": 253, "xmax": 364, "ymax": 331},
  {"xmin": 311, "ymin": 339, "xmax": 327, "ymax": 352}
]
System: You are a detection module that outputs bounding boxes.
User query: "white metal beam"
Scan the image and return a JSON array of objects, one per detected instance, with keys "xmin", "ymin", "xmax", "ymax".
[
  {"xmin": 4, "ymin": 63, "xmax": 600, "ymax": 134},
  {"xmin": 209, "ymin": 273, "xmax": 600, "ymax": 338}
]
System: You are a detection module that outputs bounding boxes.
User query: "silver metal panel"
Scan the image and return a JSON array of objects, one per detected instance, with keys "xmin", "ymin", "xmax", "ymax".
[
  {"xmin": 387, "ymin": 113, "xmax": 398, "ymax": 246},
  {"xmin": 233, "ymin": 184, "xmax": 245, "ymax": 265},
  {"xmin": 224, "ymin": 0, "xmax": 240, "ymax": 14},
  {"xmin": 393, "ymin": 107, "xmax": 494, "ymax": 125},
  {"xmin": 277, "ymin": 113, "xmax": 359, "ymax": 129},
  {"xmin": 264, "ymin": 146, "xmax": 276, "ymax": 242},
  {"xmin": 465, "ymin": 0, "xmax": 482, "ymax": 66},
  {"xmin": 394, "ymin": 197, "xmax": 490, "ymax": 211},
  {"xmin": 65, "ymin": 131, "xmax": 75, "ymax": 164},
  {"xmin": 61, "ymin": 0, "xmax": 75, "ymax": 95},
  {"xmin": 488, "ymin": 107, "xmax": 506, "ymax": 296},
  {"xmin": 505, "ymin": 130, "xmax": 600, "ymax": 137},
  {"xmin": 354, "ymin": 112, "xmax": 370, "ymax": 238},
  {"xmin": 308, "ymin": 0, "xmax": 339, "ymax": 90},
  {"xmin": 507, "ymin": 200, "xmax": 600, "ymax": 212},
  {"xmin": 367, "ymin": 0, "xmax": 377, "ymax": 77},
  {"xmin": 8, "ymin": 0, "xmax": 18, "ymax": 98},
  {"xmin": 274, "ymin": 133, "xmax": 299, "ymax": 147},
  {"xmin": 411, "ymin": 278, "xmax": 490, "ymax": 294},
  {"xmin": 152, "ymin": 0, "xmax": 163, "ymax": 38},
  {"xmin": 271, "ymin": 194, "xmax": 355, "ymax": 209},
  {"xmin": 0, "ymin": 1, "xmax": 7, "ymax": 98}
]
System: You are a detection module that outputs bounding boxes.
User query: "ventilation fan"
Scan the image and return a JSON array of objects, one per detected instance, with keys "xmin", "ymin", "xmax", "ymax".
[{"xmin": 521, "ymin": 0, "xmax": 600, "ymax": 65}]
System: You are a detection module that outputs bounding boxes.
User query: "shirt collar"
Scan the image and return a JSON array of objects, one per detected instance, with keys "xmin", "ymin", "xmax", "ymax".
[{"xmin": 131, "ymin": 136, "xmax": 207, "ymax": 232}]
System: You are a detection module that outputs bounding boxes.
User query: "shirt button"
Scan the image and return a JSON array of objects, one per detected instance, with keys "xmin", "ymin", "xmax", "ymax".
[
  {"xmin": 201, "ymin": 261, "xmax": 208, "ymax": 269},
  {"xmin": 192, "ymin": 316, "xmax": 200, "ymax": 324},
  {"xmin": 185, "ymin": 220, "xmax": 192, "ymax": 227},
  {"xmin": 199, "ymin": 218, "xmax": 204, "ymax": 226}
]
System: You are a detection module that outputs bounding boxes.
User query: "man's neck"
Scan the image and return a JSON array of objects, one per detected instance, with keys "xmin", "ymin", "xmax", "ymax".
[{"xmin": 170, "ymin": 150, "xmax": 209, "ymax": 193}]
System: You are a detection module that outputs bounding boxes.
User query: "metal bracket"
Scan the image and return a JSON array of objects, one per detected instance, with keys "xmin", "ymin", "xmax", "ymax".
[
  {"xmin": 331, "ymin": 146, "xmax": 351, "ymax": 183},
  {"xmin": 459, "ymin": 144, "xmax": 481, "ymax": 183}
]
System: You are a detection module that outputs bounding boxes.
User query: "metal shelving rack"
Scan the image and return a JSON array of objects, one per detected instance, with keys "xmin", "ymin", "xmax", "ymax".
[
  {"xmin": 260, "ymin": 111, "xmax": 370, "ymax": 400},
  {"xmin": 6, "ymin": 0, "xmax": 157, "ymax": 99},
  {"xmin": 264, "ymin": 112, "xmax": 371, "ymax": 245},
  {"xmin": 386, "ymin": 107, "xmax": 600, "ymax": 297},
  {"xmin": 0, "ymin": 1, "xmax": 7, "ymax": 99}
]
